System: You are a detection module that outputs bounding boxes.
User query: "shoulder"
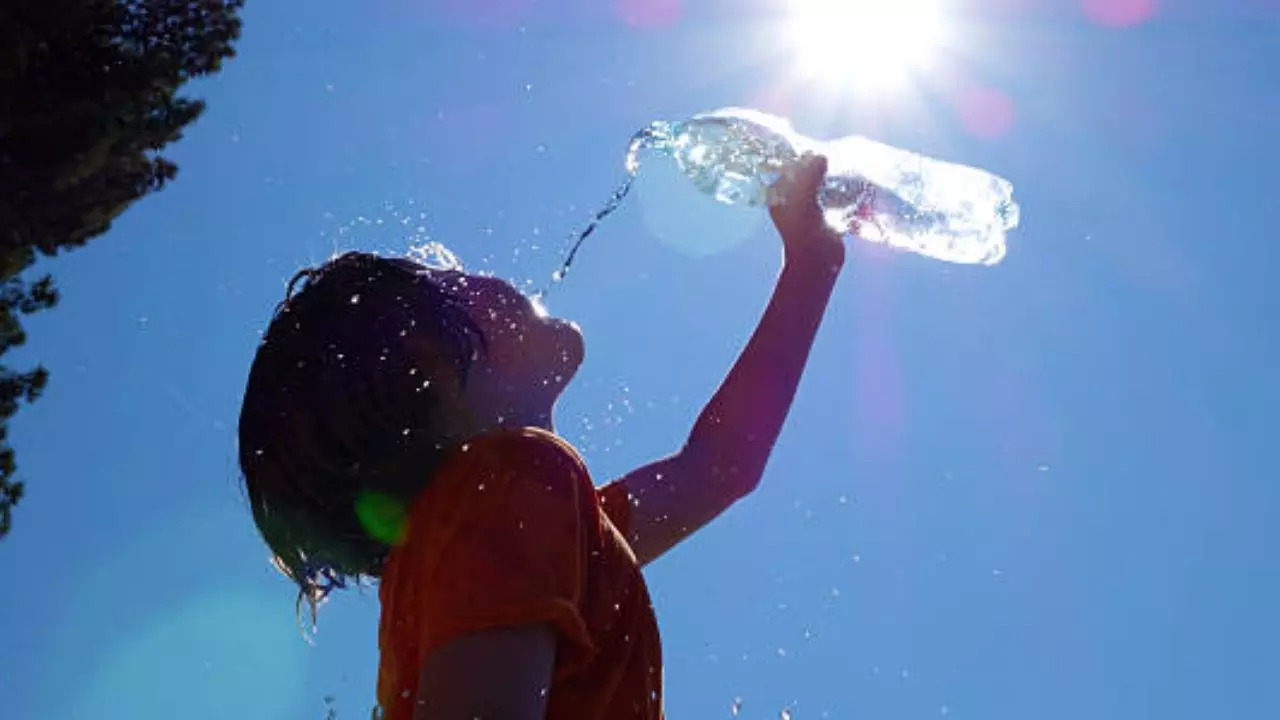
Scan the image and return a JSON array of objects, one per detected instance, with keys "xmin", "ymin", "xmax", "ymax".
[
  {"xmin": 452, "ymin": 427, "xmax": 588, "ymax": 480},
  {"xmin": 394, "ymin": 429, "xmax": 594, "ymax": 559},
  {"xmin": 424, "ymin": 428, "xmax": 592, "ymax": 514}
]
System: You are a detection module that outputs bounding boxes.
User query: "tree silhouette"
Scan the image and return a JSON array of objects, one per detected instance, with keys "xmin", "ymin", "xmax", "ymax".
[{"xmin": 0, "ymin": 0, "xmax": 245, "ymax": 538}]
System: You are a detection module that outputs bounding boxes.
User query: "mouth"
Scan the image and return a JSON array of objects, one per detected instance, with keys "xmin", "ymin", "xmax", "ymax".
[
  {"xmin": 529, "ymin": 293, "xmax": 551, "ymax": 319},
  {"xmin": 528, "ymin": 293, "xmax": 580, "ymax": 334}
]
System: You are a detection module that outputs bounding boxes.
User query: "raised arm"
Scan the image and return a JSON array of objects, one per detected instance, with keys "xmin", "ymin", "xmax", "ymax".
[{"xmin": 612, "ymin": 155, "xmax": 846, "ymax": 566}]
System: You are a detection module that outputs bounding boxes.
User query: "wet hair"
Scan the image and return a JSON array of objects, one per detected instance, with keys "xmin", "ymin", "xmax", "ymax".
[{"xmin": 238, "ymin": 250, "xmax": 485, "ymax": 618}]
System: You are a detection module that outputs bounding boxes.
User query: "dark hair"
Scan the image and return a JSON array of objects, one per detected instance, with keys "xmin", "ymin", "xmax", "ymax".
[{"xmin": 238, "ymin": 250, "xmax": 485, "ymax": 619}]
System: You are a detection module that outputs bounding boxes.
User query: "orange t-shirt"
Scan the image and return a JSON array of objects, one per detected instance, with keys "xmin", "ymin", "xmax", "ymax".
[{"xmin": 375, "ymin": 428, "xmax": 663, "ymax": 720}]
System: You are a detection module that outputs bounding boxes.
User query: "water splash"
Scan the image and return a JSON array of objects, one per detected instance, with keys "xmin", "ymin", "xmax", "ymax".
[
  {"xmin": 541, "ymin": 124, "xmax": 671, "ymax": 293},
  {"xmin": 405, "ymin": 240, "xmax": 463, "ymax": 271}
]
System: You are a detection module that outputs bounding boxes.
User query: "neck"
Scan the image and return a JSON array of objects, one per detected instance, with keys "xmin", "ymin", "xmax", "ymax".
[
  {"xmin": 467, "ymin": 402, "xmax": 555, "ymax": 437},
  {"xmin": 458, "ymin": 376, "xmax": 559, "ymax": 437}
]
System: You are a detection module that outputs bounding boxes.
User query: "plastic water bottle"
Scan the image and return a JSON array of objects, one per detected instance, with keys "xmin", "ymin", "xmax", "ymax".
[
  {"xmin": 626, "ymin": 107, "xmax": 1020, "ymax": 265},
  {"xmin": 545, "ymin": 107, "xmax": 1021, "ymax": 290}
]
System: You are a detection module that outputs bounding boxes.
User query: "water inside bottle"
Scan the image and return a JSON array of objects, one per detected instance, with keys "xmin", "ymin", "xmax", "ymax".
[{"xmin": 814, "ymin": 131, "xmax": 1020, "ymax": 265}]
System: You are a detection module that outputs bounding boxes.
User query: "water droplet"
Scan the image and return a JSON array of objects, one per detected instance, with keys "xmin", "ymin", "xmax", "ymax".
[
  {"xmin": 477, "ymin": 483, "xmax": 486, "ymax": 491},
  {"xmin": 1037, "ymin": 463, "xmax": 1050, "ymax": 472},
  {"xmin": 350, "ymin": 294, "xmax": 361, "ymax": 304},
  {"xmin": 776, "ymin": 647, "xmax": 787, "ymax": 657},
  {"xmin": 941, "ymin": 706, "xmax": 950, "ymax": 716},
  {"xmin": 852, "ymin": 553, "xmax": 861, "ymax": 563},
  {"xmin": 838, "ymin": 494, "xmax": 849, "ymax": 504},
  {"xmin": 731, "ymin": 697, "xmax": 742, "ymax": 717},
  {"xmin": 780, "ymin": 708, "xmax": 793, "ymax": 720}
]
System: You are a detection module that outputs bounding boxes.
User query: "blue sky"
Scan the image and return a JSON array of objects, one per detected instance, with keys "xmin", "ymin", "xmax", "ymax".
[{"xmin": 3, "ymin": 0, "xmax": 1278, "ymax": 718}]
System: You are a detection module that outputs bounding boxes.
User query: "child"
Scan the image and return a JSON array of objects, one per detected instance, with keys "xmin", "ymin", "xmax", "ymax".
[{"xmin": 238, "ymin": 154, "xmax": 844, "ymax": 719}]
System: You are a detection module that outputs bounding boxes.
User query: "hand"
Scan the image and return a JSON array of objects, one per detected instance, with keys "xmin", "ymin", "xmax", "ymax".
[{"xmin": 769, "ymin": 153, "xmax": 846, "ymax": 274}]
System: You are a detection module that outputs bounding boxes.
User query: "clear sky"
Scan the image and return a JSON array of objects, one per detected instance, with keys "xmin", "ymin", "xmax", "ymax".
[{"xmin": 3, "ymin": 0, "xmax": 1278, "ymax": 718}]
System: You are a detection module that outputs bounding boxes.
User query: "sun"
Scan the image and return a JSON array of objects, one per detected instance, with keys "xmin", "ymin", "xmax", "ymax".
[{"xmin": 782, "ymin": 0, "xmax": 949, "ymax": 93}]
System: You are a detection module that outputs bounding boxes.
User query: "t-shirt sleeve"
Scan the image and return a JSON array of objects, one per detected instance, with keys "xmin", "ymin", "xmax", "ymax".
[
  {"xmin": 409, "ymin": 432, "xmax": 596, "ymax": 673},
  {"xmin": 596, "ymin": 479, "xmax": 633, "ymax": 539}
]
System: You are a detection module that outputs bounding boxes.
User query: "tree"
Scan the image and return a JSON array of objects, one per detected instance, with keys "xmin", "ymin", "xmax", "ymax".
[{"xmin": 0, "ymin": 0, "xmax": 245, "ymax": 538}]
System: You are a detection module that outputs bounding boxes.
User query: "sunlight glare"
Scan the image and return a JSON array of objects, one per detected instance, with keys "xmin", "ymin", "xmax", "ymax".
[{"xmin": 783, "ymin": 0, "xmax": 948, "ymax": 92}]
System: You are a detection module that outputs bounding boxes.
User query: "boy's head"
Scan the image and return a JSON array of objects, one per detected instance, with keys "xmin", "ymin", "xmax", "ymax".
[{"xmin": 238, "ymin": 250, "xmax": 583, "ymax": 604}]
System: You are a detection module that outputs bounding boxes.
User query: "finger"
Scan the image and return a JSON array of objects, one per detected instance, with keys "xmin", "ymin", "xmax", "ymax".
[
  {"xmin": 769, "ymin": 153, "xmax": 825, "ymax": 217},
  {"xmin": 799, "ymin": 154, "xmax": 828, "ymax": 195}
]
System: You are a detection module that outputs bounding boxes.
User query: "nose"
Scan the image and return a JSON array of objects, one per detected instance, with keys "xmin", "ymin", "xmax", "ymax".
[{"xmin": 548, "ymin": 316, "xmax": 581, "ymax": 333}]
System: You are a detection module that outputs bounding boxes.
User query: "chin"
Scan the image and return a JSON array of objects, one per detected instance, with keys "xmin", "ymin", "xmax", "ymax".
[
  {"xmin": 541, "ymin": 354, "xmax": 581, "ymax": 396},
  {"xmin": 485, "ymin": 320, "xmax": 583, "ymax": 424},
  {"xmin": 549, "ymin": 318, "xmax": 585, "ymax": 382}
]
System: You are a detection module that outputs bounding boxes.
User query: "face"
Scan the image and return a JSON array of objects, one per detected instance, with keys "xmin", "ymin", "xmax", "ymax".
[{"xmin": 397, "ymin": 260, "xmax": 584, "ymax": 430}]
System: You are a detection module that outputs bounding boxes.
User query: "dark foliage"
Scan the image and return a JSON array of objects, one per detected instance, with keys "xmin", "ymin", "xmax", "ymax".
[{"xmin": 0, "ymin": 0, "xmax": 245, "ymax": 537}]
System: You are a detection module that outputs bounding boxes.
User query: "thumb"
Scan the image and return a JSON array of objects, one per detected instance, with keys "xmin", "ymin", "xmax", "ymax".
[
  {"xmin": 798, "ymin": 153, "xmax": 828, "ymax": 196},
  {"xmin": 803, "ymin": 153, "xmax": 824, "ymax": 188},
  {"xmin": 769, "ymin": 153, "xmax": 826, "ymax": 215}
]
